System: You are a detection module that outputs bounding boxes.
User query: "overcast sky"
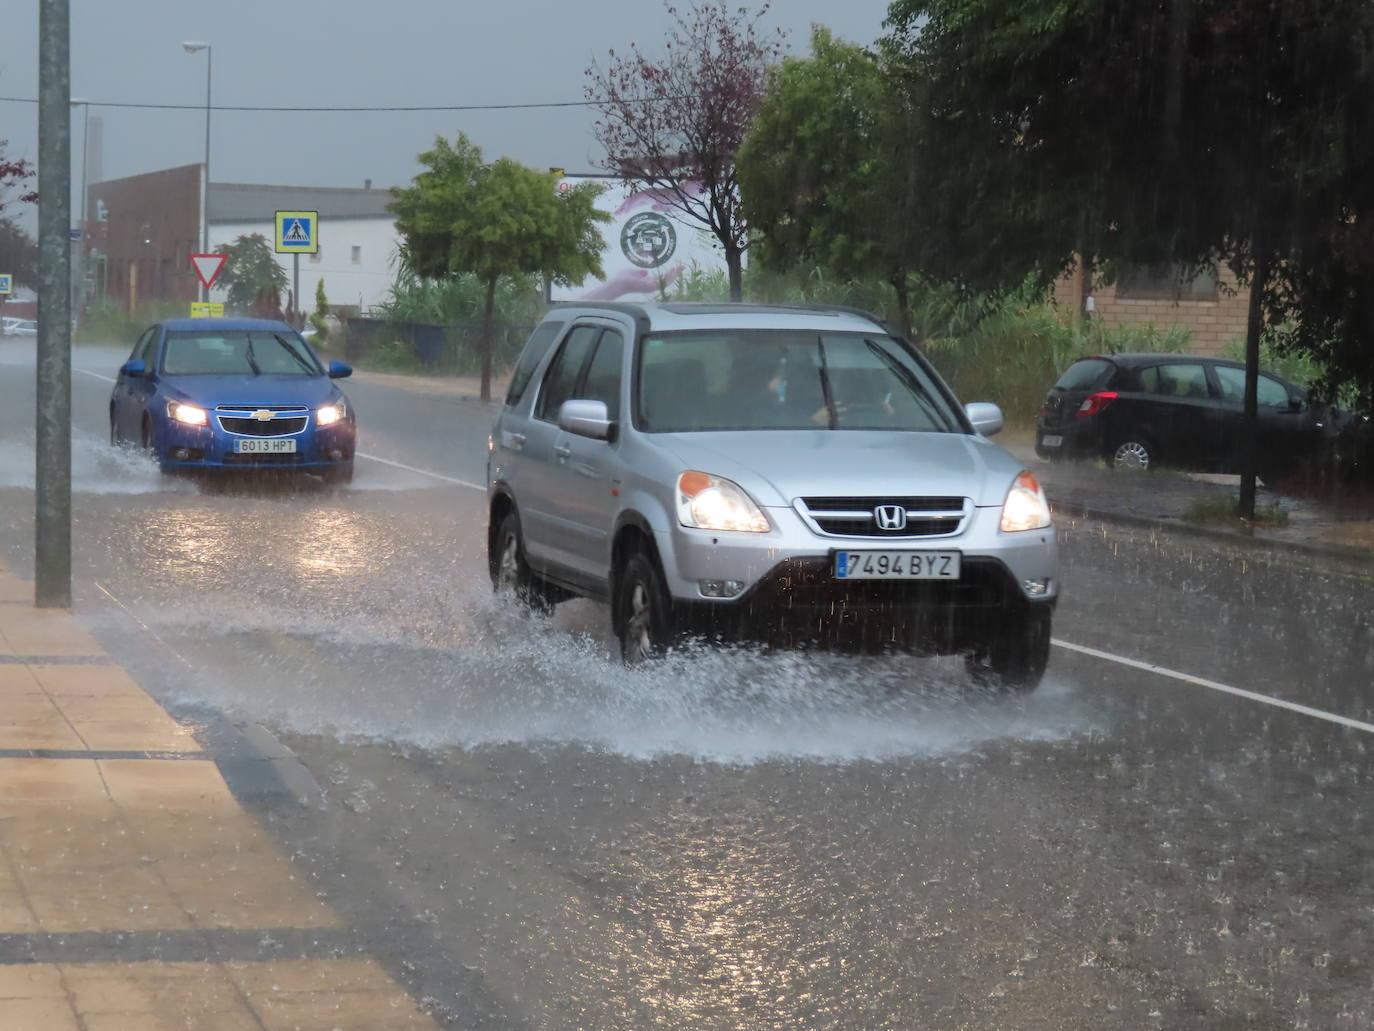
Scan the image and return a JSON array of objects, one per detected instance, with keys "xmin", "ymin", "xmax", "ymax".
[{"xmin": 2, "ymin": 0, "xmax": 895, "ymax": 225}]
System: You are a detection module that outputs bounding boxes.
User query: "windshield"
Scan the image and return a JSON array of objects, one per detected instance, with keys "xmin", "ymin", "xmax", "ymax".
[
  {"xmin": 161, "ymin": 330, "xmax": 323, "ymax": 376},
  {"xmin": 637, "ymin": 330, "xmax": 964, "ymax": 433}
]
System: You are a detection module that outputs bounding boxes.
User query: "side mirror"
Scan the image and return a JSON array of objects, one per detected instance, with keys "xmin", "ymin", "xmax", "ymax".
[
  {"xmin": 965, "ymin": 401, "xmax": 1004, "ymax": 437},
  {"xmin": 558, "ymin": 399, "xmax": 613, "ymax": 441},
  {"xmin": 327, "ymin": 360, "xmax": 353, "ymax": 379},
  {"xmin": 119, "ymin": 359, "xmax": 147, "ymax": 378}
]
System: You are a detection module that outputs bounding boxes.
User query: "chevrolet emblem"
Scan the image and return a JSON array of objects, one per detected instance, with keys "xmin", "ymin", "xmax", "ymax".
[{"xmin": 252, "ymin": 409, "xmax": 275, "ymax": 421}]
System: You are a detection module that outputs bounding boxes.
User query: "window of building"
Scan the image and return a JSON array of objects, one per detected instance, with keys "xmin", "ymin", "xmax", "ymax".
[
  {"xmin": 351, "ymin": 246, "xmax": 361, "ymax": 264},
  {"xmin": 1116, "ymin": 263, "xmax": 1218, "ymax": 302}
]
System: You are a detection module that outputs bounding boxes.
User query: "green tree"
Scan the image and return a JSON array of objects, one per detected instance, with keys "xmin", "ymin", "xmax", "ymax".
[
  {"xmin": 886, "ymin": 0, "xmax": 1374, "ymax": 514},
  {"xmin": 739, "ymin": 27, "xmax": 924, "ymax": 338},
  {"xmin": 214, "ymin": 234, "xmax": 288, "ymax": 314},
  {"xmin": 389, "ymin": 134, "xmax": 610, "ymax": 400},
  {"xmin": 310, "ymin": 278, "xmax": 330, "ymax": 346}
]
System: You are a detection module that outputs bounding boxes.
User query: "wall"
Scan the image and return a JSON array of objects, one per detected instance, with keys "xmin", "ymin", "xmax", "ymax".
[
  {"xmin": 207, "ymin": 217, "xmax": 398, "ymax": 313},
  {"xmin": 86, "ymin": 164, "xmax": 200, "ymax": 308},
  {"xmin": 1052, "ymin": 262, "xmax": 1251, "ymax": 356}
]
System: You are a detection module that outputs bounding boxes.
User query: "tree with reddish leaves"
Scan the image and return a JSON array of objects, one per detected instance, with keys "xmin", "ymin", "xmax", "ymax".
[
  {"xmin": 0, "ymin": 141, "xmax": 38, "ymax": 216},
  {"xmin": 0, "ymin": 140, "xmax": 38, "ymax": 289},
  {"xmin": 586, "ymin": 2, "xmax": 785, "ymax": 300}
]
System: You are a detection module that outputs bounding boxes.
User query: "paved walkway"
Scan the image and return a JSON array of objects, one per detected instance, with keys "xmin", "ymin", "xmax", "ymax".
[{"xmin": 0, "ymin": 567, "xmax": 440, "ymax": 1030}]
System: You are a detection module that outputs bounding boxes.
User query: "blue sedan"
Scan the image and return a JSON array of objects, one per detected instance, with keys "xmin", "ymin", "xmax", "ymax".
[{"xmin": 110, "ymin": 318, "xmax": 357, "ymax": 483}]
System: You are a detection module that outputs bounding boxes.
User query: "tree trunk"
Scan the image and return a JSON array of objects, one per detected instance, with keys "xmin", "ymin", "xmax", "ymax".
[
  {"xmin": 725, "ymin": 247, "xmax": 743, "ymax": 302},
  {"xmin": 480, "ymin": 276, "xmax": 496, "ymax": 403},
  {"xmin": 891, "ymin": 273, "xmax": 917, "ymax": 349},
  {"xmin": 1238, "ymin": 251, "xmax": 1269, "ymax": 521}
]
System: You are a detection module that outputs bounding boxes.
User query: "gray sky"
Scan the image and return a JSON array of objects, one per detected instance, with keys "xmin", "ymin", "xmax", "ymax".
[{"xmin": 2, "ymin": 0, "xmax": 894, "ymax": 222}]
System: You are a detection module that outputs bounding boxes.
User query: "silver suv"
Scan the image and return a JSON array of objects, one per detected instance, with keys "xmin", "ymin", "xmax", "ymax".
[{"xmin": 487, "ymin": 303, "xmax": 1057, "ymax": 689}]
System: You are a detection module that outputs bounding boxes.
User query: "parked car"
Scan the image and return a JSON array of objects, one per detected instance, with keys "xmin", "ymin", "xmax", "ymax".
[
  {"xmin": 1035, "ymin": 352, "xmax": 1332, "ymax": 481},
  {"xmin": 487, "ymin": 302, "xmax": 1058, "ymax": 690},
  {"xmin": 2, "ymin": 317, "xmax": 37, "ymax": 337},
  {"xmin": 109, "ymin": 318, "xmax": 356, "ymax": 483}
]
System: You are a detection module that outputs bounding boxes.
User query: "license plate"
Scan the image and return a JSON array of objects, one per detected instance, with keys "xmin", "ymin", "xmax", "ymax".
[
  {"xmin": 1041, "ymin": 434, "xmax": 1064, "ymax": 447},
  {"xmin": 834, "ymin": 551, "xmax": 961, "ymax": 580},
  {"xmin": 234, "ymin": 438, "xmax": 297, "ymax": 454}
]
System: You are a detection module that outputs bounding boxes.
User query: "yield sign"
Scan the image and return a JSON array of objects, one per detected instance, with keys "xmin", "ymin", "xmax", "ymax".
[{"xmin": 190, "ymin": 253, "xmax": 228, "ymax": 290}]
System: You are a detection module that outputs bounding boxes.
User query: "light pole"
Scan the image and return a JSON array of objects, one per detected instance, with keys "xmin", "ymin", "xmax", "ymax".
[{"xmin": 182, "ymin": 41, "xmax": 211, "ymax": 302}]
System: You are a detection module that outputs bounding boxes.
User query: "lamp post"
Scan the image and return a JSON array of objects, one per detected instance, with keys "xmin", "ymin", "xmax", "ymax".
[{"xmin": 182, "ymin": 41, "xmax": 211, "ymax": 302}]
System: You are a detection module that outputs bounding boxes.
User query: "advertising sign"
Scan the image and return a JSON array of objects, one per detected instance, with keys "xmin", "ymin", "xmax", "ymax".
[{"xmin": 551, "ymin": 177, "xmax": 730, "ymax": 302}]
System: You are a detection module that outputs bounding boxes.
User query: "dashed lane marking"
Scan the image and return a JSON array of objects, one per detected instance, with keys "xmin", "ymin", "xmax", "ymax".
[{"xmin": 1053, "ymin": 637, "xmax": 1374, "ymax": 734}]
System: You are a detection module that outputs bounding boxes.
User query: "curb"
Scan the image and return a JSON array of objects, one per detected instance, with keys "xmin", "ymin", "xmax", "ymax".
[{"xmin": 1052, "ymin": 500, "xmax": 1374, "ymax": 576}]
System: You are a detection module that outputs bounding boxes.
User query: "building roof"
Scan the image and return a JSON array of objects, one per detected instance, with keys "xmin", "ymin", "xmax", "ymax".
[{"xmin": 207, "ymin": 182, "xmax": 394, "ymax": 223}]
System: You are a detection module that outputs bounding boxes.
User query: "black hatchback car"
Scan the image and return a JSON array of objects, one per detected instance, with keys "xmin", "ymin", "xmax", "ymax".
[{"xmin": 1035, "ymin": 353, "xmax": 1326, "ymax": 480}]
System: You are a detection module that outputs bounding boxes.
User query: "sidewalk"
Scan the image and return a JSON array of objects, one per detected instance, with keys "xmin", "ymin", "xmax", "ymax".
[
  {"xmin": 0, "ymin": 566, "xmax": 439, "ymax": 1030},
  {"xmin": 1005, "ymin": 442, "xmax": 1374, "ymax": 566}
]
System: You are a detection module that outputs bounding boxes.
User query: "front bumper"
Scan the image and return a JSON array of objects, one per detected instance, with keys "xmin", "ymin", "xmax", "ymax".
[
  {"xmin": 653, "ymin": 502, "xmax": 1057, "ymax": 649},
  {"xmin": 155, "ymin": 416, "xmax": 355, "ymax": 471}
]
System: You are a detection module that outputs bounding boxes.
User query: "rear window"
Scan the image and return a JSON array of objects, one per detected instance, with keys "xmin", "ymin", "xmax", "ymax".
[
  {"xmin": 1054, "ymin": 358, "xmax": 1114, "ymax": 391},
  {"xmin": 505, "ymin": 321, "xmax": 565, "ymax": 407}
]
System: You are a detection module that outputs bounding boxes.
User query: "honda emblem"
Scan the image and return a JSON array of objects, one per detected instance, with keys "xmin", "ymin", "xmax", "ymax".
[{"xmin": 874, "ymin": 504, "xmax": 907, "ymax": 531}]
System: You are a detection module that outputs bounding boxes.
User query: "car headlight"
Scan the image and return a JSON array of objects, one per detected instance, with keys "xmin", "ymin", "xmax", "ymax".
[
  {"xmin": 316, "ymin": 402, "xmax": 346, "ymax": 426},
  {"xmin": 1000, "ymin": 471, "xmax": 1052, "ymax": 532},
  {"xmin": 677, "ymin": 471, "xmax": 770, "ymax": 533},
  {"xmin": 167, "ymin": 402, "xmax": 207, "ymax": 426}
]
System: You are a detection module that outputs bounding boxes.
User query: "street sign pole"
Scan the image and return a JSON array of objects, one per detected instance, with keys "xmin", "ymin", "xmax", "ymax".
[
  {"xmin": 36, "ymin": 0, "xmax": 72, "ymax": 609},
  {"xmin": 293, "ymin": 253, "xmax": 300, "ymax": 328}
]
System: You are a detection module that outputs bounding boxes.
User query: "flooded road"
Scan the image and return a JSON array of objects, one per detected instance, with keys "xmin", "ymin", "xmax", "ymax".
[{"xmin": 2, "ymin": 343, "xmax": 1372, "ymax": 1028}]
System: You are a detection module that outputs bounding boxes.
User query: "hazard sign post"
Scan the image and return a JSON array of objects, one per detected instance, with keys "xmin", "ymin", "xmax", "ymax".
[{"xmin": 275, "ymin": 210, "xmax": 317, "ymax": 328}]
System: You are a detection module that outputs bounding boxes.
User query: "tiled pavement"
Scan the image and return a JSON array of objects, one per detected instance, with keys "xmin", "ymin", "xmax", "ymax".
[{"xmin": 0, "ymin": 567, "xmax": 441, "ymax": 1031}]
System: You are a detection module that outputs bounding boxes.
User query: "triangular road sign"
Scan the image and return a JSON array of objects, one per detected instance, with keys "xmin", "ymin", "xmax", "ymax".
[{"xmin": 190, "ymin": 253, "xmax": 228, "ymax": 290}]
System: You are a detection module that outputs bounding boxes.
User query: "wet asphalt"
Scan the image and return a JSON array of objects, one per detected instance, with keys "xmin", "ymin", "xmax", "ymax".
[{"xmin": 1, "ymin": 342, "xmax": 1372, "ymax": 1029}]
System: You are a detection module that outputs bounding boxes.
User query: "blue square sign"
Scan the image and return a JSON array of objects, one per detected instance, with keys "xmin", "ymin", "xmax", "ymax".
[{"xmin": 0, "ymin": 274, "xmax": 12, "ymax": 295}]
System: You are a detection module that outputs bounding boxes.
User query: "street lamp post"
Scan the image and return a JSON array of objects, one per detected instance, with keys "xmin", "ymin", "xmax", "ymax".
[
  {"xmin": 182, "ymin": 41, "xmax": 211, "ymax": 302},
  {"xmin": 70, "ymin": 98, "xmax": 89, "ymax": 321}
]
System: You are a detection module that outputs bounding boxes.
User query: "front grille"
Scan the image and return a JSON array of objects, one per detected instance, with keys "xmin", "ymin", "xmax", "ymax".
[
  {"xmin": 797, "ymin": 496, "xmax": 968, "ymax": 538},
  {"xmin": 216, "ymin": 405, "xmax": 308, "ymax": 412},
  {"xmin": 217, "ymin": 416, "xmax": 308, "ymax": 436},
  {"xmin": 222, "ymin": 453, "xmax": 304, "ymax": 466}
]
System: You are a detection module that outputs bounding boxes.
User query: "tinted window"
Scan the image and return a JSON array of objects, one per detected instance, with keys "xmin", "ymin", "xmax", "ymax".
[
  {"xmin": 1054, "ymin": 358, "xmax": 1114, "ymax": 391},
  {"xmin": 1138, "ymin": 363, "xmax": 1210, "ymax": 399},
  {"xmin": 580, "ymin": 330, "xmax": 624, "ymax": 421},
  {"xmin": 636, "ymin": 330, "xmax": 962, "ymax": 433},
  {"xmin": 535, "ymin": 325, "xmax": 600, "ymax": 422},
  {"xmin": 505, "ymin": 321, "xmax": 565, "ymax": 407},
  {"xmin": 162, "ymin": 331, "xmax": 322, "ymax": 376},
  {"xmin": 1213, "ymin": 365, "xmax": 1292, "ymax": 408}
]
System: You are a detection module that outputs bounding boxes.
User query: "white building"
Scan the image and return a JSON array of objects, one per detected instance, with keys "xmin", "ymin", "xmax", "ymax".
[{"xmin": 206, "ymin": 182, "xmax": 399, "ymax": 314}]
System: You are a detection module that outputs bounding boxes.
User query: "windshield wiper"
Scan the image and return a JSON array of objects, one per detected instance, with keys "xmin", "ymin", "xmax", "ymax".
[
  {"xmin": 273, "ymin": 334, "xmax": 318, "ymax": 374},
  {"xmin": 816, "ymin": 338, "xmax": 838, "ymax": 429},
  {"xmin": 244, "ymin": 335, "xmax": 262, "ymax": 375},
  {"xmin": 863, "ymin": 338, "xmax": 951, "ymax": 430}
]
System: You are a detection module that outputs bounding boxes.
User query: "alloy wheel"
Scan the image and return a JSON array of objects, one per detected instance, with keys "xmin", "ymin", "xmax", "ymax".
[
  {"xmin": 624, "ymin": 582, "xmax": 654, "ymax": 664},
  {"xmin": 1113, "ymin": 441, "xmax": 1151, "ymax": 472}
]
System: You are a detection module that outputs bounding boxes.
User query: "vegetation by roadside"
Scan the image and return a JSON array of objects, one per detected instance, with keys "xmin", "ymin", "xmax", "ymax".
[{"xmin": 1185, "ymin": 496, "xmax": 1290, "ymax": 529}]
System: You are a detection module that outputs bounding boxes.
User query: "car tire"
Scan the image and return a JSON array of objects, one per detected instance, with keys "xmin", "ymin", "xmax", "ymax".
[
  {"xmin": 490, "ymin": 510, "xmax": 555, "ymax": 614},
  {"xmin": 965, "ymin": 605, "xmax": 1052, "ymax": 692},
  {"xmin": 615, "ymin": 550, "xmax": 679, "ymax": 665},
  {"xmin": 1110, "ymin": 436, "xmax": 1154, "ymax": 473},
  {"xmin": 323, "ymin": 459, "xmax": 354, "ymax": 486},
  {"xmin": 110, "ymin": 413, "xmax": 121, "ymax": 447}
]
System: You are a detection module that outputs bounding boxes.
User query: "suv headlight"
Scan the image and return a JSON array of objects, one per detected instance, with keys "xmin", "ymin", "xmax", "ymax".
[
  {"xmin": 677, "ymin": 471, "xmax": 770, "ymax": 533},
  {"xmin": 316, "ymin": 401, "xmax": 346, "ymax": 426},
  {"xmin": 166, "ymin": 401, "xmax": 207, "ymax": 426},
  {"xmin": 1000, "ymin": 471, "xmax": 1052, "ymax": 532}
]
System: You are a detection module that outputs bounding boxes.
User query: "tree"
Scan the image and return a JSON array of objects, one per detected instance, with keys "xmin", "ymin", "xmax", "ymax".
[
  {"xmin": 585, "ymin": 1, "xmax": 785, "ymax": 300},
  {"xmin": 0, "ymin": 140, "xmax": 37, "ymax": 217},
  {"xmin": 0, "ymin": 219, "xmax": 38, "ymax": 290},
  {"xmin": 214, "ymin": 234, "xmax": 288, "ymax": 314},
  {"xmin": 390, "ymin": 134, "xmax": 610, "ymax": 400},
  {"xmin": 310, "ymin": 278, "xmax": 330, "ymax": 346},
  {"xmin": 886, "ymin": 0, "xmax": 1374, "ymax": 515},
  {"xmin": 739, "ymin": 27, "xmax": 924, "ymax": 338}
]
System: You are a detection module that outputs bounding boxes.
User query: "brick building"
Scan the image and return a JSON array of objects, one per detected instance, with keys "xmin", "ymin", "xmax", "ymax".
[
  {"xmin": 1053, "ymin": 260, "xmax": 1251, "ymax": 356},
  {"xmin": 86, "ymin": 164, "xmax": 202, "ymax": 309}
]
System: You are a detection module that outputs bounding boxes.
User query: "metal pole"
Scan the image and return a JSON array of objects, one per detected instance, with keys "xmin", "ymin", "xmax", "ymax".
[
  {"xmin": 36, "ymin": 0, "xmax": 73, "ymax": 609},
  {"xmin": 202, "ymin": 47, "xmax": 211, "ymax": 301},
  {"xmin": 293, "ymin": 252, "xmax": 300, "ymax": 328}
]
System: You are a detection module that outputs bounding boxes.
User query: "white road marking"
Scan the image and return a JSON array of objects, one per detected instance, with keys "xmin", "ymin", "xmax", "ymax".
[
  {"xmin": 1053, "ymin": 637, "xmax": 1374, "ymax": 734},
  {"xmin": 77, "ymin": 367, "xmax": 482, "ymax": 489},
  {"xmin": 354, "ymin": 452, "xmax": 483, "ymax": 490}
]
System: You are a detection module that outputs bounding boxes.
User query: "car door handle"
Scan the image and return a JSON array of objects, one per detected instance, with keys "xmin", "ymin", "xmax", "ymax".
[
  {"xmin": 506, "ymin": 432, "xmax": 526, "ymax": 451},
  {"xmin": 554, "ymin": 444, "xmax": 572, "ymax": 459}
]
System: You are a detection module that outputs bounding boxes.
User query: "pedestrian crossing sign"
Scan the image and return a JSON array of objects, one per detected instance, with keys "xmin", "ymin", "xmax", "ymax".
[
  {"xmin": 0, "ymin": 274, "xmax": 11, "ymax": 295},
  {"xmin": 274, "ymin": 210, "xmax": 318, "ymax": 254}
]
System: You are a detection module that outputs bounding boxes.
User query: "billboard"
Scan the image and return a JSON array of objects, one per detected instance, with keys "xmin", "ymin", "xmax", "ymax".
[{"xmin": 552, "ymin": 177, "xmax": 730, "ymax": 302}]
